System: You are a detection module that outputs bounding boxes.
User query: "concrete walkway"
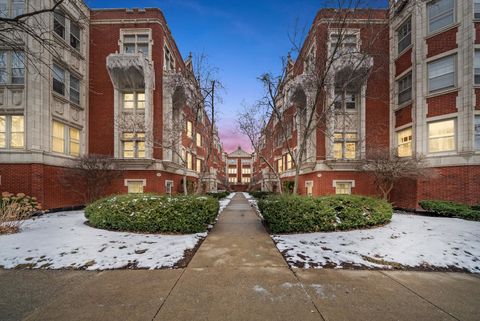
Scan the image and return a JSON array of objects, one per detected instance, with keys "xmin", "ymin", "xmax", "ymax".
[{"xmin": 1, "ymin": 193, "xmax": 479, "ymax": 321}]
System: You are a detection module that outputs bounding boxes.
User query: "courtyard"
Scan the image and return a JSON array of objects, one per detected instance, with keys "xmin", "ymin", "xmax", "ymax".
[{"xmin": 1, "ymin": 193, "xmax": 479, "ymax": 321}]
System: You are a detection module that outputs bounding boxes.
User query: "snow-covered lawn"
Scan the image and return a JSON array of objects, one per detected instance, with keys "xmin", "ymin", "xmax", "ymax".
[
  {"xmin": 0, "ymin": 194, "xmax": 234, "ymax": 270},
  {"xmin": 273, "ymin": 213, "xmax": 480, "ymax": 273}
]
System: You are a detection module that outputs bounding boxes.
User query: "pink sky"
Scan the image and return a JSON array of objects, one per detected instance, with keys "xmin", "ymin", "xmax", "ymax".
[{"xmin": 218, "ymin": 118, "xmax": 253, "ymax": 153}]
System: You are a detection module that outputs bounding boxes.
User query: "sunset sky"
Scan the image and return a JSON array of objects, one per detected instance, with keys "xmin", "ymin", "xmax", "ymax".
[{"xmin": 87, "ymin": 0, "xmax": 387, "ymax": 152}]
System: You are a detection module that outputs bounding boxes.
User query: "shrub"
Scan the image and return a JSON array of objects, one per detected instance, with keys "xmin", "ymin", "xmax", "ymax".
[
  {"xmin": 0, "ymin": 192, "xmax": 41, "ymax": 234},
  {"xmin": 85, "ymin": 194, "xmax": 220, "ymax": 233},
  {"xmin": 249, "ymin": 191, "xmax": 275, "ymax": 200},
  {"xmin": 206, "ymin": 191, "xmax": 229, "ymax": 200},
  {"xmin": 258, "ymin": 194, "xmax": 392, "ymax": 233},
  {"xmin": 419, "ymin": 200, "xmax": 480, "ymax": 221}
]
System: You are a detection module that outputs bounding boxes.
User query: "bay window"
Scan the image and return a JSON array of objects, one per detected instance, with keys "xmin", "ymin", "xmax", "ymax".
[
  {"xmin": 428, "ymin": 119, "xmax": 455, "ymax": 153},
  {"xmin": 428, "ymin": 55, "xmax": 455, "ymax": 93},
  {"xmin": 0, "ymin": 115, "xmax": 24, "ymax": 149},
  {"xmin": 427, "ymin": 0, "xmax": 455, "ymax": 34},
  {"xmin": 397, "ymin": 127, "xmax": 412, "ymax": 157}
]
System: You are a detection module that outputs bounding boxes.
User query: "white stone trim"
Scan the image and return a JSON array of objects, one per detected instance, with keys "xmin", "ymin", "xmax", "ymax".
[
  {"xmin": 124, "ymin": 179, "xmax": 146, "ymax": 187},
  {"xmin": 332, "ymin": 179, "xmax": 355, "ymax": 188}
]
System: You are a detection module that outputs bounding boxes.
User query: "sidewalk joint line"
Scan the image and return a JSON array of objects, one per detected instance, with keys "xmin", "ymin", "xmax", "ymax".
[
  {"xmin": 379, "ymin": 271, "xmax": 461, "ymax": 321},
  {"xmin": 151, "ymin": 268, "xmax": 187, "ymax": 321}
]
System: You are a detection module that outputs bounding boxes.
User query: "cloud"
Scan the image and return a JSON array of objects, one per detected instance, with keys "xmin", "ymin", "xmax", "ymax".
[{"xmin": 218, "ymin": 118, "xmax": 253, "ymax": 153}]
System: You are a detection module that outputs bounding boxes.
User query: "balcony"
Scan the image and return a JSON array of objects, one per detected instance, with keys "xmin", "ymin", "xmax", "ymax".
[{"xmin": 106, "ymin": 53, "xmax": 155, "ymax": 90}]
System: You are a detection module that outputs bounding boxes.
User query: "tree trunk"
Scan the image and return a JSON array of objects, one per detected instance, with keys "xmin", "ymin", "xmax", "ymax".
[
  {"xmin": 292, "ymin": 166, "xmax": 301, "ymax": 195},
  {"xmin": 183, "ymin": 171, "xmax": 188, "ymax": 195}
]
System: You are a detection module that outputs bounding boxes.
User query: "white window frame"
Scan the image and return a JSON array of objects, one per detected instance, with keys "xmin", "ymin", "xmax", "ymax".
[
  {"xmin": 165, "ymin": 180, "xmax": 174, "ymax": 195},
  {"xmin": 0, "ymin": 114, "xmax": 24, "ymax": 149},
  {"xmin": 120, "ymin": 29, "xmax": 152, "ymax": 59},
  {"xmin": 397, "ymin": 72, "xmax": 412, "ymax": 105},
  {"xmin": 333, "ymin": 180, "xmax": 355, "ymax": 195},
  {"xmin": 52, "ymin": 120, "xmax": 81, "ymax": 156},
  {"xmin": 475, "ymin": 0, "xmax": 480, "ymax": 20},
  {"xmin": 0, "ymin": 50, "xmax": 24, "ymax": 85},
  {"xmin": 70, "ymin": 74, "xmax": 80, "ymax": 105},
  {"xmin": 475, "ymin": 115, "xmax": 480, "ymax": 150},
  {"xmin": 122, "ymin": 92, "xmax": 145, "ymax": 111},
  {"xmin": 475, "ymin": 50, "xmax": 480, "ymax": 85},
  {"xmin": 427, "ymin": 55, "xmax": 456, "ymax": 93},
  {"xmin": 124, "ymin": 179, "xmax": 146, "ymax": 194},
  {"xmin": 396, "ymin": 127, "xmax": 413, "ymax": 157},
  {"xmin": 427, "ymin": 118, "xmax": 456, "ymax": 153},
  {"xmin": 333, "ymin": 132, "xmax": 357, "ymax": 160},
  {"xmin": 228, "ymin": 167, "xmax": 237, "ymax": 174},
  {"xmin": 427, "ymin": 0, "xmax": 455, "ymax": 35},
  {"xmin": 70, "ymin": 20, "xmax": 81, "ymax": 51},
  {"xmin": 122, "ymin": 132, "xmax": 145, "ymax": 158},
  {"xmin": 328, "ymin": 29, "xmax": 360, "ymax": 59},
  {"xmin": 397, "ymin": 17, "xmax": 412, "ymax": 54},
  {"xmin": 305, "ymin": 180, "xmax": 313, "ymax": 196},
  {"xmin": 0, "ymin": 0, "xmax": 24, "ymax": 18},
  {"xmin": 164, "ymin": 44, "xmax": 175, "ymax": 71},
  {"xmin": 228, "ymin": 177, "xmax": 236, "ymax": 183},
  {"xmin": 196, "ymin": 132, "xmax": 202, "ymax": 146}
]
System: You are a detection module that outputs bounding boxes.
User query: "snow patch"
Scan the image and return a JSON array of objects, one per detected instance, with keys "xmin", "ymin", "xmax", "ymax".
[
  {"xmin": 273, "ymin": 213, "xmax": 480, "ymax": 273},
  {"xmin": 0, "ymin": 211, "xmax": 205, "ymax": 270}
]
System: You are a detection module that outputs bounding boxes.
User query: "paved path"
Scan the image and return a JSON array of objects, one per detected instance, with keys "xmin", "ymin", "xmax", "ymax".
[{"xmin": 1, "ymin": 193, "xmax": 479, "ymax": 321}]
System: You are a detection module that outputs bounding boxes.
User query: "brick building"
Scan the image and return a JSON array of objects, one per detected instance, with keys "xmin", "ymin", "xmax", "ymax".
[
  {"xmin": 226, "ymin": 146, "xmax": 253, "ymax": 192},
  {"xmin": 253, "ymin": 2, "xmax": 480, "ymax": 209},
  {"xmin": 0, "ymin": 2, "xmax": 226, "ymax": 209}
]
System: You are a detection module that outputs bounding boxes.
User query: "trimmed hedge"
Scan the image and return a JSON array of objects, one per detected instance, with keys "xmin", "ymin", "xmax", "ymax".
[
  {"xmin": 249, "ymin": 191, "xmax": 276, "ymax": 200},
  {"xmin": 85, "ymin": 194, "xmax": 219, "ymax": 233},
  {"xmin": 206, "ymin": 191, "xmax": 229, "ymax": 200},
  {"xmin": 419, "ymin": 200, "xmax": 480, "ymax": 221},
  {"xmin": 258, "ymin": 194, "xmax": 393, "ymax": 233}
]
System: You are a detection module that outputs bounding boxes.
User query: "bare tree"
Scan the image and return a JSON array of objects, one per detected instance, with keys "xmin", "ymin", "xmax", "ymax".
[
  {"xmin": 58, "ymin": 154, "xmax": 120, "ymax": 204},
  {"xmin": 237, "ymin": 102, "xmax": 283, "ymax": 193},
  {"xmin": 252, "ymin": 2, "xmax": 390, "ymax": 194},
  {"xmin": 359, "ymin": 148, "xmax": 434, "ymax": 200}
]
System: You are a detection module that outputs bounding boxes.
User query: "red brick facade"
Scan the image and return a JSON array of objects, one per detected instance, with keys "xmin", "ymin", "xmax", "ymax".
[
  {"xmin": 395, "ymin": 48, "xmax": 412, "ymax": 77},
  {"xmin": 395, "ymin": 105, "xmax": 413, "ymax": 128},
  {"xmin": 426, "ymin": 26, "xmax": 458, "ymax": 58},
  {"xmin": 426, "ymin": 91, "xmax": 458, "ymax": 118}
]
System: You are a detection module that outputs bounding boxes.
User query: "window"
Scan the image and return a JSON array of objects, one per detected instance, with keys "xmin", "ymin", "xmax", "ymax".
[
  {"xmin": 69, "ymin": 127, "xmax": 80, "ymax": 156},
  {"xmin": 0, "ymin": 0, "xmax": 24, "ymax": 18},
  {"xmin": 305, "ymin": 181, "xmax": 313, "ymax": 196},
  {"xmin": 228, "ymin": 177, "xmax": 237, "ymax": 183},
  {"xmin": 334, "ymin": 90, "xmax": 357, "ymax": 110},
  {"xmin": 52, "ymin": 121, "xmax": 81, "ymax": 156},
  {"xmin": 196, "ymin": 158, "xmax": 202, "ymax": 172},
  {"xmin": 187, "ymin": 152, "xmax": 193, "ymax": 170},
  {"xmin": 164, "ymin": 45, "xmax": 175, "ymax": 71},
  {"xmin": 53, "ymin": 64, "xmax": 65, "ymax": 95},
  {"xmin": 52, "ymin": 121, "xmax": 65, "ymax": 153},
  {"xmin": 123, "ymin": 92, "xmax": 145, "ymax": 110},
  {"xmin": 70, "ymin": 74, "xmax": 80, "ymax": 105},
  {"xmin": 126, "ymin": 180, "xmax": 144, "ymax": 194},
  {"xmin": 0, "ymin": 115, "xmax": 24, "ymax": 149},
  {"xmin": 333, "ymin": 133, "xmax": 357, "ymax": 159},
  {"xmin": 335, "ymin": 181, "xmax": 353, "ymax": 195},
  {"xmin": 242, "ymin": 167, "xmax": 251, "ymax": 174},
  {"xmin": 397, "ymin": 18, "xmax": 411, "ymax": 54},
  {"xmin": 241, "ymin": 158, "xmax": 251, "ymax": 165},
  {"xmin": 196, "ymin": 133, "xmax": 202, "ymax": 146},
  {"xmin": 475, "ymin": 116, "xmax": 480, "ymax": 149},
  {"xmin": 277, "ymin": 158, "xmax": 283, "ymax": 173},
  {"xmin": 397, "ymin": 127, "xmax": 412, "ymax": 157},
  {"xmin": 286, "ymin": 153, "xmax": 292, "ymax": 170},
  {"xmin": 54, "ymin": 11, "xmax": 65, "ymax": 39},
  {"xmin": 0, "ymin": 50, "xmax": 24, "ymax": 84},
  {"xmin": 329, "ymin": 33, "xmax": 358, "ymax": 58},
  {"xmin": 475, "ymin": 0, "xmax": 480, "ymax": 19},
  {"xmin": 228, "ymin": 167, "xmax": 237, "ymax": 174},
  {"xmin": 427, "ymin": 0, "xmax": 455, "ymax": 34},
  {"xmin": 123, "ymin": 33, "xmax": 149, "ymax": 56},
  {"xmin": 122, "ymin": 132, "xmax": 145, "ymax": 158},
  {"xmin": 242, "ymin": 177, "xmax": 251, "ymax": 184},
  {"xmin": 475, "ymin": 50, "xmax": 480, "ymax": 85},
  {"xmin": 428, "ymin": 119, "xmax": 455, "ymax": 153},
  {"xmin": 186, "ymin": 121, "xmax": 193, "ymax": 138},
  {"xmin": 398, "ymin": 73, "xmax": 412, "ymax": 105},
  {"xmin": 165, "ymin": 180, "xmax": 173, "ymax": 194},
  {"xmin": 228, "ymin": 159, "xmax": 236, "ymax": 165},
  {"xmin": 428, "ymin": 55, "xmax": 455, "ymax": 93},
  {"xmin": 70, "ymin": 21, "xmax": 80, "ymax": 50}
]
